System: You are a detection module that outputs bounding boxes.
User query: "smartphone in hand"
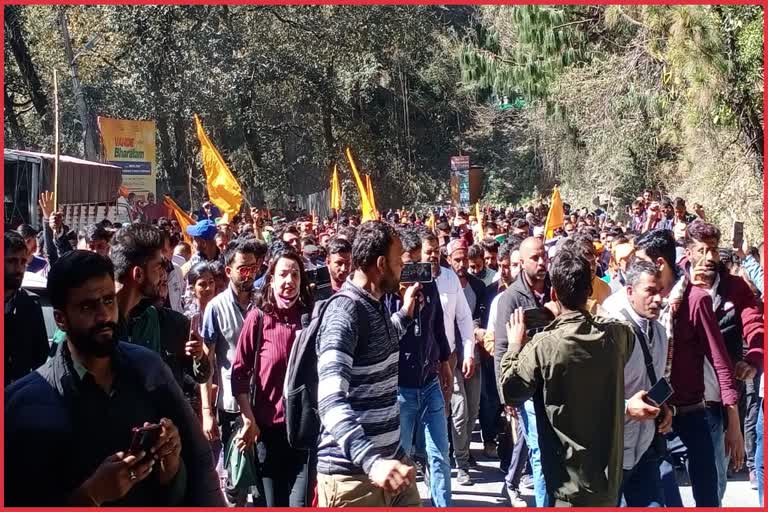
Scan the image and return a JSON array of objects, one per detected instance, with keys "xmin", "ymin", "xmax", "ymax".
[
  {"xmin": 646, "ymin": 377, "xmax": 674, "ymax": 407},
  {"xmin": 129, "ymin": 424, "xmax": 162, "ymax": 459}
]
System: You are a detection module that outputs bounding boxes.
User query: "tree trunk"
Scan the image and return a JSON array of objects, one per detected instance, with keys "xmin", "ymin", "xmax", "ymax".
[
  {"xmin": 4, "ymin": 87, "xmax": 25, "ymax": 147},
  {"xmin": 4, "ymin": 5, "xmax": 53, "ymax": 135},
  {"xmin": 58, "ymin": 8, "xmax": 98, "ymax": 160},
  {"xmin": 322, "ymin": 63, "xmax": 335, "ymax": 165}
]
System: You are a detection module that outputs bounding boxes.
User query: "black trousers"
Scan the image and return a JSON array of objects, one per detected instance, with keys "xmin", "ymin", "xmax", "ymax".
[{"xmin": 256, "ymin": 424, "xmax": 316, "ymax": 507}]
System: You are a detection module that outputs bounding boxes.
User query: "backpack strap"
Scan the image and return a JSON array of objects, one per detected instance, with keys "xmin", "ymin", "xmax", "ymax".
[
  {"xmin": 619, "ymin": 309, "xmax": 657, "ymax": 385},
  {"xmin": 249, "ymin": 309, "xmax": 264, "ymax": 404},
  {"xmin": 329, "ymin": 290, "xmax": 370, "ymax": 356}
]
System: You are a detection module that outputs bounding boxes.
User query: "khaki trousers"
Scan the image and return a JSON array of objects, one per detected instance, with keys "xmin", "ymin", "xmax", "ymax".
[{"xmin": 317, "ymin": 471, "xmax": 421, "ymax": 507}]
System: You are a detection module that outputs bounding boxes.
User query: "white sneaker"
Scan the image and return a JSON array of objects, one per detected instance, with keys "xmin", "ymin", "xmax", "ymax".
[{"xmin": 506, "ymin": 487, "xmax": 527, "ymax": 508}]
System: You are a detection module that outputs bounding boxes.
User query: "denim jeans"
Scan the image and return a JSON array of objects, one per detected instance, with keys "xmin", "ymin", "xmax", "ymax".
[
  {"xmin": 398, "ymin": 378, "xmax": 452, "ymax": 507},
  {"xmin": 519, "ymin": 399, "xmax": 548, "ymax": 507},
  {"xmin": 505, "ymin": 408, "xmax": 529, "ymax": 490},
  {"xmin": 755, "ymin": 399, "xmax": 763, "ymax": 506},
  {"xmin": 619, "ymin": 445, "xmax": 664, "ymax": 506},
  {"xmin": 479, "ymin": 355, "xmax": 501, "ymax": 444},
  {"xmin": 673, "ymin": 409, "xmax": 719, "ymax": 507},
  {"xmin": 745, "ymin": 371, "xmax": 762, "ymax": 471},
  {"xmin": 705, "ymin": 404, "xmax": 726, "ymax": 505}
]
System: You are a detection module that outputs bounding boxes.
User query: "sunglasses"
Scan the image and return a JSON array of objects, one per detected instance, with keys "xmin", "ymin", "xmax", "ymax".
[{"xmin": 237, "ymin": 265, "xmax": 259, "ymax": 277}]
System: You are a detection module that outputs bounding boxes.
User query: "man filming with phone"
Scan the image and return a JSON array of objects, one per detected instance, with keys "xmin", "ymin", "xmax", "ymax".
[{"xmin": 603, "ymin": 260, "xmax": 673, "ymax": 506}]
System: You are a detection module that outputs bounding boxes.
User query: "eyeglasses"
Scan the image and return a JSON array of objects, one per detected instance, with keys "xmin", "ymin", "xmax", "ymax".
[{"xmin": 237, "ymin": 265, "xmax": 259, "ymax": 277}]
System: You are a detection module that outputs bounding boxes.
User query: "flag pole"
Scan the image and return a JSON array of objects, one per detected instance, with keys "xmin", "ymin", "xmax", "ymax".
[{"xmin": 53, "ymin": 68, "xmax": 60, "ymax": 212}]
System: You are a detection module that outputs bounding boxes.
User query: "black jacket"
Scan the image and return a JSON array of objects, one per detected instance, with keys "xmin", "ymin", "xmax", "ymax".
[
  {"xmin": 4, "ymin": 342, "xmax": 224, "ymax": 506},
  {"xmin": 5, "ymin": 288, "xmax": 50, "ymax": 386}
]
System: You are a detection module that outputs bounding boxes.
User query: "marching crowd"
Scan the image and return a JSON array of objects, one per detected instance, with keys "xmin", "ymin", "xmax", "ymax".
[{"xmin": 4, "ymin": 188, "xmax": 764, "ymax": 507}]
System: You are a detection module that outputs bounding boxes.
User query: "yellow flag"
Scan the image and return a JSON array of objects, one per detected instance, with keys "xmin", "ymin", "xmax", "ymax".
[
  {"xmin": 330, "ymin": 164, "xmax": 342, "ymax": 210},
  {"xmin": 544, "ymin": 186, "xmax": 564, "ymax": 240},
  {"xmin": 164, "ymin": 195, "xmax": 194, "ymax": 244},
  {"xmin": 365, "ymin": 174, "xmax": 378, "ymax": 215},
  {"xmin": 475, "ymin": 202, "xmax": 484, "ymax": 240},
  {"xmin": 194, "ymin": 114, "xmax": 243, "ymax": 221},
  {"xmin": 426, "ymin": 211, "xmax": 436, "ymax": 232},
  {"xmin": 345, "ymin": 147, "xmax": 376, "ymax": 222}
]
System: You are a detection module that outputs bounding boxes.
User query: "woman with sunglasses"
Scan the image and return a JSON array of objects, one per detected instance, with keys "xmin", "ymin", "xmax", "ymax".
[{"xmin": 231, "ymin": 247, "xmax": 316, "ymax": 507}]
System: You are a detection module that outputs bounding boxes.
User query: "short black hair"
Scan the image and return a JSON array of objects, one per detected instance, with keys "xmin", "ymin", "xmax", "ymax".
[
  {"xmin": 47, "ymin": 250, "xmax": 115, "ymax": 310},
  {"xmin": 16, "ymin": 224, "xmax": 37, "ymax": 240},
  {"xmin": 327, "ymin": 237, "xmax": 353, "ymax": 256},
  {"xmin": 498, "ymin": 240, "xmax": 515, "ymax": 260},
  {"xmin": 78, "ymin": 223, "xmax": 111, "ymax": 244},
  {"xmin": 337, "ymin": 226, "xmax": 358, "ymax": 244},
  {"xmin": 398, "ymin": 229, "xmax": 422, "ymax": 253},
  {"xmin": 352, "ymin": 221, "xmax": 399, "ymax": 271},
  {"xmin": 110, "ymin": 224, "xmax": 164, "ymax": 282},
  {"xmin": 550, "ymin": 250, "xmax": 592, "ymax": 310},
  {"xmin": 480, "ymin": 238, "xmax": 500, "ymax": 253},
  {"xmin": 513, "ymin": 218, "xmax": 529, "ymax": 230},
  {"xmin": 468, "ymin": 244, "xmax": 484, "ymax": 260},
  {"xmin": 5, "ymin": 231, "xmax": 27, "ymax": 254},
  {"xmin": 224, "ymin": 237, "xmax": 268, "ymax": 266},
  {"xmin": 673, "ymin": 197, "xmax": 686, "ymax": 209},
  {"xmin": 634, "ymin": 229, "xmax": 677, "ymax": 271},
  {"xmin": 187, "ymin": 261, "xmax": 217, "ymax": 286},
  {"xmin": 686, "ymin": 221, "xmax": 721, "ymax": 247},
  {"xmin": 625, "ymin": 259, "xmax": 660, "ymax": 288}
]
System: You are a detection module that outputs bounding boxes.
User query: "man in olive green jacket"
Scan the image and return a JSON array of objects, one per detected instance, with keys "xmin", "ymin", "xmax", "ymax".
[{"xmin": 500, "ymin": 249, "xmax": 635, "ymax": 507}]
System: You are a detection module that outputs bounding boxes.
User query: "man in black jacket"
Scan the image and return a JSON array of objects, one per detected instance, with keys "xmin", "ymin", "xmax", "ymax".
[
  {"xmin": 4, "ymin": 250, "xmax": 224, "ymax": 506},
  {"xmin": 5, "ymin": 231, "xmax": 50, "ymax": 386},
  {"xmin": 446, "ymin": 238, "xmax": 488, "ymax": 479}
]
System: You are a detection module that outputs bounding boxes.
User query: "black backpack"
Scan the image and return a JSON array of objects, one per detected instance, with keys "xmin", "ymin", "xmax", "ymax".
[{"xmin": 283, "ymin": 290, "xmax": 368, "ymax": 450}]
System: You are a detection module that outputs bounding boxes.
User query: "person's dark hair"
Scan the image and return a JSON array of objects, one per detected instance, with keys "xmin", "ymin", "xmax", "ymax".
[
  {"xmin": 398, "ymin": 229, "xmax": 422, "ymax": 253},
  {"xmin": 480, "ymin": 238, "xmax": 500, "ymax": 253},
  {"xmin": 327, "ymin": 237, "xmax": 353, "ymax": 257},
  {"xmin": 282, "ymin": 225, "xmax": 300, "ymax": 238},
  {"xmin": 631, "ymin": 199, "xmax": 643, "ymax": 209},
  {"xmin": 215, "ymin": 231, "xmax": 227, "ymax": 241},
  {"xmin": 210, "ymin": 261, "xmax": 226, "ymax": 280},
  {"xmin": 187, "ymin": 261, "xmax": 217, "ymax": 286},
  {"xmin": 625, "ymin": 259, "xmax": 660, "ymax": 288},
  {"xmin": 557, "ymin": 235, "xmax": 595, "ymax": 259},
  {"xmin": 468, "ymin": 244, "xmax": 484, "ymax": 260},
  {"xmin": 337, "ymin": 226, "xmax": 358, "ymax": 244},
  {"xmin": 5, "ymin": 231, "xmax": 27, "ymax": 254},
  {"xmin": 685, "ymin": 220, "xmax": 721, "ymax": 247},
  {"xmin": 224, "ymin": 237, "xmax": 268, "ymax": 266},
  {"xmin": 109, "ymin": 224, "xmax": 163, "ymax": 282},
  {"xmin": 661, "ymin": 198, "xmax": 673, "ymax": 208},
  {"xmin": 256, "ymin": 248, "xmax": 314, "ymax": 314},
  {"xmin": 484, "ymin": 221, "xmax": 498, "ymax": 232},
  {"xmin": 16, "ymin": 224, "xmax": 37, "ymax": 240},
  {"xmin": 435, "ymin": 221, "xmax": 450, "ymax": 233},
  {"xmin": 513, "ymin": 218, "xmax": 529, "ymax": 230},
  {"xmin": 352, "ymin": 221, "xmax": 399, "ymax": 271},
  {"xmin": 673, "ymin": 197, "xmax": 686, "ymax": 209},
  {"xmin": 498, "ymin": 240, "xmax": 515, "ymax": 260},
  {"xmin": 78, "ymin": 223, "xmax": 111, "ymax": 244},
  {"xmin": 418, "ymin": 228, "xmax": 439, "ymax": 246},
  {"xmin": 48, "ymin": 250, "xmax": 115, "ymax": 310},
  {"xmin": 550, "ymin": 250, "xmax": 592, "ymax": 310},
  {"xmin": 634, "ymin": 229, "xmax": 677, "ymax": 271},
  {"xmin": 505, "ymin": 235, "xmax": 525, "ymax": 252}
]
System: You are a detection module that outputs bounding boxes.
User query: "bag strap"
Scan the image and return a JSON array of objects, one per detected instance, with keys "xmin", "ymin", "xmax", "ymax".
[
  {"xmin": 249, "ymin": 309, "xmax": 264, "ymax": 404},
  {"xmin": 620, "ymin": 309, "xmax": 657, "ymax": 385}
]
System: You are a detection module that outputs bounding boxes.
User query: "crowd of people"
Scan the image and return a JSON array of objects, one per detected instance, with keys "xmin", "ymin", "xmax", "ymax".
[{"xmin": 4, "ymin": 187, "xmax": 764, "ymax": 507}]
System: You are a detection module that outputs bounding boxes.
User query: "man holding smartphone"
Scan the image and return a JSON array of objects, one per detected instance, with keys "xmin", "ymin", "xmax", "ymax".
[{"xmin": 603, "ymin": 260, "xmax": 673, "ymax": 506}]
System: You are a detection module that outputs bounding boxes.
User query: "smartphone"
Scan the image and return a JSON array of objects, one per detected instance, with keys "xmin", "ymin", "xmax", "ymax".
[
  {"xmin": 400, "ymin": 262, "xmax": 433, "ymax": 284},
  {"xmin": 523, "ymin": 307, "xmax": 555, "ymax": 332},
  {"xmin": 646, "ymin": 377, "xmax": 674, "ymax": 407},
  {"xmin": 732, "ymin": 221, "xmax": 744, "ymax": 249},
  {"xmin": 129, "ymin": 424, "xmax": 162, "ymax": 458}
]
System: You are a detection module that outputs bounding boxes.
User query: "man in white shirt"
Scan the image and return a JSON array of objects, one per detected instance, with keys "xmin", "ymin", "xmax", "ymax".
[
  {"xmin": 421, "ymin": 231, "xmax": 476, "ymax": 485},
  {"xmin": 603, "ymin": 260, "xmax": 673, "ymax": 506}
]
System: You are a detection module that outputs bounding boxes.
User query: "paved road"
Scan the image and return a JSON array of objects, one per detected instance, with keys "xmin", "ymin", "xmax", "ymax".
[{"xmin": 417, "ymin": 429, "xmax": 760, "ymax": 507}]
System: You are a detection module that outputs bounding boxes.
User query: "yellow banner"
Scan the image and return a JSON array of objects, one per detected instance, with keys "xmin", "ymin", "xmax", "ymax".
[
  {"xmin": 544, "ymin": 186, "xmax": 564, "ymax": 240},
  {"xmin": 345, "ymin": 147, "xmax": 376, "ymax": 222},
  {"xmin": 194, "ymin": 114, "xmax": 243, "ymax": 222},
  {"xmin": 164, "ymin": 195, "xmax": 194, "ymax": 243},
  {"xmin": 330, "ymin": 164, "xmax": 342, "ymax": 210},
  {"xmin": 98, "ymin": 117, "xmax": 156, "ymax": 200}
]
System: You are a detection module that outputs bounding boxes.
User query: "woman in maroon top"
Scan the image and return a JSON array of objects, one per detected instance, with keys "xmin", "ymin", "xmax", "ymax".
[{"xmin": 232, "ymin": 248, "xmax": 315, "ymax": 507}]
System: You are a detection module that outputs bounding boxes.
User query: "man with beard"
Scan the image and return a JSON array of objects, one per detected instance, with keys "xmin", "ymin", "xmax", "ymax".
[
  {"xmin": 494, "ymin": 236, "xmax": 551, "ymax": 507},
  {"xmin": 109, "ymin": 224, "xmax": 211, "ymax": 394},
  {"xmin": 684, "ymin": 221, "xmax": 761, "ymax": 503},
  {"xmin": 421, "ymin": 232, "xmax": 477, "ymax": 485},
  {"xmin": 315, "ymin": 237, "xmax": 353, "ymax": 301},
  {"xmin": 199, "ymin": 236, "xmax": 267, "ymax": 505},
  {"xmin": 4, "ymin": 232, "xmax": 49, "ymax": 385},
  {"xmin": 316, "ymin": 221, "xmax": 422, "ymax": 506},
  {"xmin": 468, "ymin": 243, "xmax": 496, "ymax": 286},
  {"xmin": 181, "ymin": 220, "xmax": 221, "ymax": 277},
  {"xmin": 4, "ymin": 250, "xmax": 224, "ymax": 506},
  {"xmin": 446, "ymin": 239, "xmax": 488, "ymax": 479}
]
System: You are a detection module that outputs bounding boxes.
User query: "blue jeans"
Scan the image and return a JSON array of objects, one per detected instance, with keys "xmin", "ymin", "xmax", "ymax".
[
  {"xmin": 673, "ymin": 409, "xmax": 719, "ymax": 507},
  {"xmin": 756, "ymin": 399, "xmax": 763, "ymax": 506},
  {"xmin": 619, "ymin": 445, "xmax": 664, "ymax": 506},
  {"xmin": 398, "ymin": 379, "xmax": 451, "ymax": 507},
  {"xmin": 705, "ymin": 405, "xmax": 726, "ymax": 505},
  {"xmin": 519, "ymin": 399, "xmax": 548, "ymax": 507}
]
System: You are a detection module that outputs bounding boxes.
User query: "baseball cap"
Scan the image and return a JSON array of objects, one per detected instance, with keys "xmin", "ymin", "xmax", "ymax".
[{"xmin": 186, "ymin": 219, "xmax": 217, "ymax": 240}]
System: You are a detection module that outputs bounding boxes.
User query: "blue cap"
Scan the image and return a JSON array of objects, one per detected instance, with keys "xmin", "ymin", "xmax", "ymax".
[{"xmin": 186, "ymin": 219, "xmax": 217, "ymax": 240}]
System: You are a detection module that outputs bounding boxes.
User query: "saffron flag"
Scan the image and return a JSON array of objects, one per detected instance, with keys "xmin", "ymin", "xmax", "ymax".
[
  {"xmin": 164, "ymin": 195, "xmax": 194, "ymax": 243},
  {"xmin": 330, "ymin": 164, "xmax": 342, "ymax": 210},
  {"xmin": 365, "ymin": 174, "xmax": 378, "ymax": 216},
  {"xmin": 345, "ymin": 147, "xmax": 376, "ymax": 222},
  {"xmin": 543, "ymin": 186, "xmax": 564, "ymax": 240},
  {"xmin": 426, "ymin": 211, "xmax": 436, "ymax": 232},
  {"xmin": 194, "ymin": 114, "xmax": 243, "ymax": 221}
]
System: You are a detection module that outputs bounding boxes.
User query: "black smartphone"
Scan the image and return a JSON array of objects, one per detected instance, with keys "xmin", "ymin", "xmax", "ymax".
[
  {"xmin": 523, "ymin": 307, "xmax": 555, "ymax": 332},
  {"xmin": 307, "ymin": 266, "xmax": 331, "ymax": 288},
  {"xmin": 646, "ymin": 377, "xmax": 674, "ymax": 407},
  {"xmin": 129, "ymin": 424, "xmax": 162, "ymax": 458},
  {"xmin": 732, "ymin": 221, "xmax": 744, "ymax": 249},
  {"xmin": 400, "ymin": 262, "xmax": 433, "ymax": 284}
]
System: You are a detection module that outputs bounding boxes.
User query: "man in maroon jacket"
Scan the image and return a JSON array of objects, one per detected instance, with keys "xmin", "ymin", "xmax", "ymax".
[{"xmin": 683, "ymin": 221, "xmax": 763, "ymax": 502}]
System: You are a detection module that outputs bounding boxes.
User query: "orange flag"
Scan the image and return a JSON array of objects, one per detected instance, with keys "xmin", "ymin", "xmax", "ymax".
[
  {"xmin": 365, "ymin": 175, "xmax": 378, "ymax": 215},
  {"xmin": 164, "ymin": 195, "xmax": 194, "ymax": 243},
  {"xmin": 330, "ymin": 164, "xmax": 342, "ymax": 210},
  {"xmin": 345, "ymin": 147, "xmax": 376, "ymax": 222}
]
